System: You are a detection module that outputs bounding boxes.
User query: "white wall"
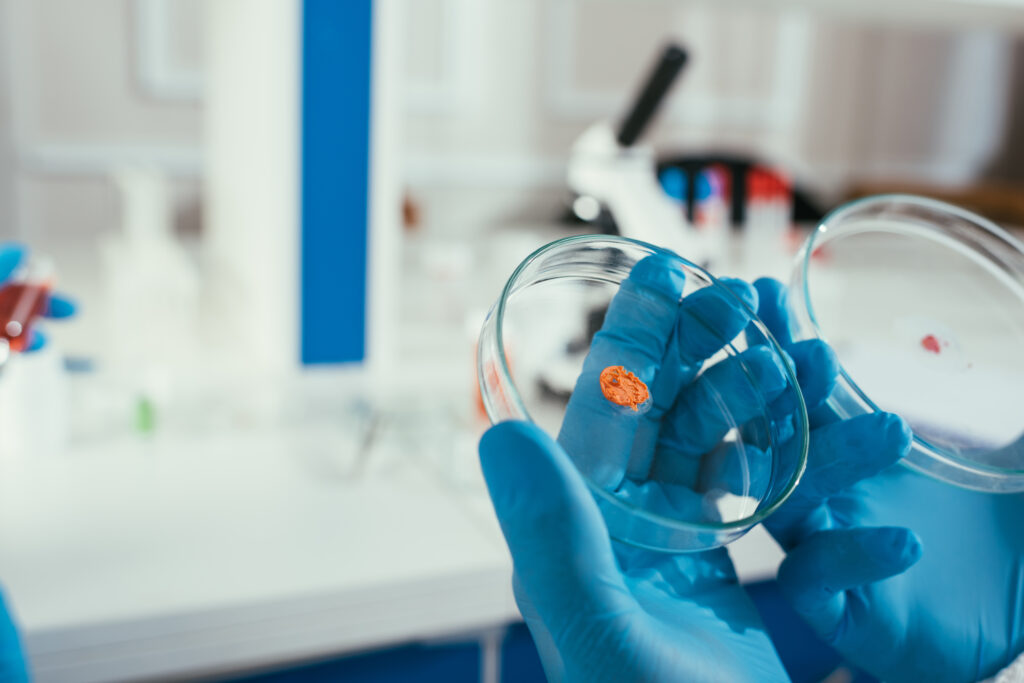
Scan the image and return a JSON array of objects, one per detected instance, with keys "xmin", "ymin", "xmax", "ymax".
[
  {"xmin": 0, "ymin": 0, "xmax": 1019, "ymax": 245},
  {"xmin": 1, "ymin": 0, "xmax": 201, "ymax": 244},
  {"xmin": 398, "ymin": 0, "xmax": 1016, "ymax": 232}
]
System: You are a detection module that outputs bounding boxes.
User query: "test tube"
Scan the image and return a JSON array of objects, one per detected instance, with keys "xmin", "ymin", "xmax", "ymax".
[{"xmin": 0, "ymin": 257, "xmax": 52, "ymax": 357}]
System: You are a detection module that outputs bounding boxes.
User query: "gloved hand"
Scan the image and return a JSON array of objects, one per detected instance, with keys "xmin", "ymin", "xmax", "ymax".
[
  {"xmin": 0, "ymin": 589, "xmax": 28, "ymax": 683},
  {"xmin": 754, "ymin": 278, "xmax": 1024, "ymax": 682},
  {"xmin": 480, "ymin": 256, "xmax": 799, "ymax": 682},
  {"xmin": 0, "ymin": 243, "xmax": 76, "ymax": 352},
  {"xmin": 481, "ymin": 422, "xmax": 788, "ymax": 682},
  {"xmin": 0, "ymin": 242, "xmax": 75, "ymax": 682}
]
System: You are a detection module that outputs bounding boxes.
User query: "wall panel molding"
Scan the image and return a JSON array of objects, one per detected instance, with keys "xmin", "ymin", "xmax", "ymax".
[
  {"xmin": 542, "ymin": 0, "xmax": 813, "ymax": 132},
  {"xmin": 134, "ymin": 0, "xmax": 204, "ymax": 103}
]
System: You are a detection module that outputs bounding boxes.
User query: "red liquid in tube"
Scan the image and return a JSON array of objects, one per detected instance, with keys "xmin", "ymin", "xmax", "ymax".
[{"xmin": 0, "ymin": 282, "xmax": 49, "ymax": 352}]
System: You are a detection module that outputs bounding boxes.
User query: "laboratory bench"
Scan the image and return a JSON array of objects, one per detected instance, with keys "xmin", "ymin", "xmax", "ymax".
[
  {"xmin": 0, "ymin": 383, "xmax": 787, "ymax": 683},
  {"xmin": 0, "ymin": 405, "xmax": 516, "ymax": 681},
  {"xmin": 0, "ymin": 223, "xmax": 875, "ymax": 682}
]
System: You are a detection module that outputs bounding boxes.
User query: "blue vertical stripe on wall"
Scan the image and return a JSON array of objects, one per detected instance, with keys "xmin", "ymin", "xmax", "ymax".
[{"xmin": 301, "ymin": 0, "xmax": 372, "ymax": 364}]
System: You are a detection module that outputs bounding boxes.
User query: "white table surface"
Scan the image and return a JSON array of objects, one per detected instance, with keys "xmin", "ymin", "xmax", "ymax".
[
  {"xmin": 0, "ymin": 422, "xmax": 518, "ymax": 682},
  {"xmin": 0, "ymin": 227, "xmax": 795, "ymax": 683},
  {"xmin": 0, "ymin": 399, "xmax": 783, "ymax": 683}
]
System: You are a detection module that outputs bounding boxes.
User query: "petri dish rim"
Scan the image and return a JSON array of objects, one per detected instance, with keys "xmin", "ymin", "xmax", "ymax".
[
  {"xmin": 795, "ymin": 193, "xmax": 1024, "ymax": 479},
  {"xmin": 481, "ymin": 233, "xmax": 809, "ymax": 534}
]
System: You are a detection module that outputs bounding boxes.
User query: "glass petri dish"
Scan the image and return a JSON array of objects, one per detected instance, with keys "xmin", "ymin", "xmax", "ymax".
[
  {"xmin": 478, "ymin": 235, "xmax": 808, "ymax": 552},
  {"xmin": 790, "ymin": 195, "xmax": 1024, "ymax": 492}
]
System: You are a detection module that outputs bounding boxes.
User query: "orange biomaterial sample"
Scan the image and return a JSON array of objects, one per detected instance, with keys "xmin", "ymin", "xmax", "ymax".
[{"xmin": 599, "ymin": 365, "xmax": 650, "ymax": 411}]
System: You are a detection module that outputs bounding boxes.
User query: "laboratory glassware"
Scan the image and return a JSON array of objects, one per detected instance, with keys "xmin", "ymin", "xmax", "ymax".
[
  {"xmin": 478, "ymin": 235, "xmax": 808, "ymax": 552},
  {"xmin": 789, "ymin": 194, "xmax": 1024, "ymax": 492}
]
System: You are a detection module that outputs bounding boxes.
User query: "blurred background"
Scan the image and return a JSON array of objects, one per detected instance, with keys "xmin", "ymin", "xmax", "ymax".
[{"xmin": 0, "ymin": 1, "xmax": 1022, "ymax": 681}]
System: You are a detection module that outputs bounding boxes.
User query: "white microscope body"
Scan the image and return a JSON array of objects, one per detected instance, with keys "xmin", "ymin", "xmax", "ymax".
[{"xmin": 568, "ymin": 121, "xmax": 706, "ymax": 265}]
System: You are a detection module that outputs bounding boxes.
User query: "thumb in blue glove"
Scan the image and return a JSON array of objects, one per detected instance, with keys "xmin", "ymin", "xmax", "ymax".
[
  {"xmin": 481, "ymin": 421, "xmax": 633, "ymax": 681},
  {"xmin": 480, "ymin": 420, "xmax": 789, "ymax": 683}
]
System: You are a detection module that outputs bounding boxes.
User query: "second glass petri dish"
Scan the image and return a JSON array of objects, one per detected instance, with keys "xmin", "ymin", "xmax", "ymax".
[
  {"xmin": 479, "ymin": 235, "xmax": 808, "ymax": 552},
  {"xmin": 789, "ymin": 195, "xmax": 1024, "ymax": 492}
]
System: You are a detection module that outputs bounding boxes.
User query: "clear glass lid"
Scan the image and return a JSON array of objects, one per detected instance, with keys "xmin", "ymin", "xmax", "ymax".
[
  {"xmin": 790, "ymin": 195, "xmax": 1024, "ymax": 491},
  {"xmin": 479, "ymin": 235, "xmax": 809, "ymax": 551}
]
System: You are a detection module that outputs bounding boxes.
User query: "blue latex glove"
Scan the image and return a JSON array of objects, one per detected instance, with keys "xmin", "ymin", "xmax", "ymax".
[
  {"xmin": 754, "ymin": 278, "xmax": 1024, "ymax": 682},
  {"xmin": 0, "ymin": 242, "xmax": 76, "ymax": 352},
  {"xmin": 480, "ymin": 257, "xmax": 797, "ymax": 682},
  {"xmin": 0, "ymin": 243, "xmax": 76, "ymax": 682},
  {"xmin": 0, "ymin": 589, "xmax": 28, "ymax": 683}
]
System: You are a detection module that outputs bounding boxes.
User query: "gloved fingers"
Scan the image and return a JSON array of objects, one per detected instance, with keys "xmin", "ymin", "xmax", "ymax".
[
  {"xmin": 620, "ymin": 278, "xmax": 760, "ymax": 483},
  {"xmin": 765, "ymin": 413, "xmax": 911, "ymax": 548},
  {"xmin": 25, "ymin": 329, "xmax": 45, "ymax": 352},
  {"xmin": 645, "ymin": 443, "xmax": 699, "ymax": 489},
  {"xmin": 617, "ymin": 446, "xmax": 770, "ymax": 527},
  {"xmin": 44, "ymin": 293, "xmax": 76, "ymax": 319},
  {"xmin": 777, "ymin": 526, "xmax": 922, "ymax": 645},
  {"xmin": 0, "ymin": 244, "xmax": 26, "ymax": 284},
  {"xmin": 761, "ymin": 341, "xmax": 837, "ymax": 431},
  {"xmin": 808, "ymin": 401, "xmax": 842, "ymax": 429},
  {"xmin": 655, "ymin": 345, "xmax": 790, "ymax": 464},
  {"xmin": 480, "ymin": 421, "xmax": 637, "ymax": 637},
  {"xmin": 752, "ymin": 279, "xmax": 844, "ymax": 427},
  {"xmin": 558, "ymin": 254, "xmax": 685, "ymax": 490},
  {"xmin": 578, "ymin": 253, "xmax": 685, "ymax": 379},
  {"xmin": 614, "ymin": 478, "xmax": 709, "ymax": 523},
  {"xmin": 797, "ymin": 413, "xmax": 912, "ymax": 503},
  {"xmin": 696, "ymin": 441, "xmax": 772, "ymax": 503},
  {"xmin": 787, "ymin": 340, "xmax": 839, "ymax": 412},
  {"xmin": 675, "ymin": 278, "xmax": 758, "ymax": 366},
  {"xmin": 752, "ymin": 278, "xmax": 795, "ymax": 346}
]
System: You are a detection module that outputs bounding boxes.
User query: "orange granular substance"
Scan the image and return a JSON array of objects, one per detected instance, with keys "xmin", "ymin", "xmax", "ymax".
[{"xmin": 599, "ymin": 365, "xmax": 649, "ymax": 411}]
